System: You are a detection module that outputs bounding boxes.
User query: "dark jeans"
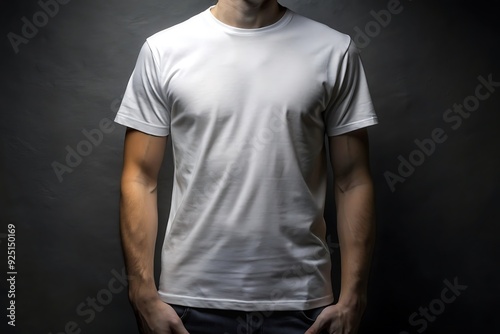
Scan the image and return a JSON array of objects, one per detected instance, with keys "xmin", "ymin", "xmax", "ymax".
[{"xmin": 170, "ymin": 304, "xmax": 329, "ymax": 334}]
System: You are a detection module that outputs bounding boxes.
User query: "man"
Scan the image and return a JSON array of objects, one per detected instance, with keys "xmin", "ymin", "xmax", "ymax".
[{"xmin": 115, "ymin": 0, "xmax": 378, "ymax": 333}]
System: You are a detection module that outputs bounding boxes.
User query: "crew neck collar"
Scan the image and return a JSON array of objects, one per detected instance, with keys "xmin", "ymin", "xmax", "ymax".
[{"xmin": 204, "ymin": 5, "xmax": 293, "ymax": 36}]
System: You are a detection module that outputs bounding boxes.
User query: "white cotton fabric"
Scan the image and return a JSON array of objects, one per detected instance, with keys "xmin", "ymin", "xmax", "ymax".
[{"xmin": 115, "ymin": 6, "xmax": 377, "ymax": 311}]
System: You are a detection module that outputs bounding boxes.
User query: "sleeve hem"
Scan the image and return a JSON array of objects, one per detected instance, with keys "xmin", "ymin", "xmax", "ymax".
[
  {"xmin": 326, "ymin": 117, "xmax": 378, "ymax": 136},
  {"xmin": 114, "ymin": 114, "xmax": 170, "ymax": 137}
]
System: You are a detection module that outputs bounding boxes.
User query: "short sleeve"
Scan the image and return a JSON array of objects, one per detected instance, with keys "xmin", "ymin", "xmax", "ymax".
[
  {"xmin": 323, "ymin": 39, "xmax": 378, "ymax": 136},
  {"xmin": 114, "ymin": 41, "xmax": 171, "ymax": 136}
]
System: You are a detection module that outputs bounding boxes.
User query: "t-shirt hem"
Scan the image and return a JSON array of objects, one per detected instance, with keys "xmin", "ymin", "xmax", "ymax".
[
  {"xmin": 327, "ymin": 116, "xmax": 378, "ymax": 136},
  {"xmin": 157, "ymin": 291, "xmax": 334, "ymax": 311},
  {"xmin": 114, "ymin": 114, "xmax": 170, "ymax": 137}
]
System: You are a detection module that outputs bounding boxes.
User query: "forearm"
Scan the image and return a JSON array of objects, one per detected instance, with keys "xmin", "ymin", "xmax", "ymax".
[
  {"xmin": 335, "ymin": 178, "xmax": 375, "ymax": 306},
  {"xmin": 119, "ymin": 179, "xmax": 159, "ymax": 302}
]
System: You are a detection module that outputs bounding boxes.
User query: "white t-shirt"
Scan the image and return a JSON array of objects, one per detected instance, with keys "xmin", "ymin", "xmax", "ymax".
[{"xmin": 115, "ymin": 6, "xmax": 378, "ymax": 311}]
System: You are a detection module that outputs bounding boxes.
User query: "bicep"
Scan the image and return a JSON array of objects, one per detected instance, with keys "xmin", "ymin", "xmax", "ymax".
[
  {"xmin": 121, "ymin": 127, "xmax": 167, "ymax": 187},
  {"xmin": 328, "ymin": 128, "xmax": 372, "ymax": 192}
]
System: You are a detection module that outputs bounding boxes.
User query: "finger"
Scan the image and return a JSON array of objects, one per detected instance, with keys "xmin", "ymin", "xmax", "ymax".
[{"xmin": 304, "ymin": 318, "xmax": 326, "ymax": 334}]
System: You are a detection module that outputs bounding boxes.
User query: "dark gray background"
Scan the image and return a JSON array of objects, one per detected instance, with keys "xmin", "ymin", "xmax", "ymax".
[{"xmin": 1, "ymin": 0, "xmax": 499, "ymax": 333}]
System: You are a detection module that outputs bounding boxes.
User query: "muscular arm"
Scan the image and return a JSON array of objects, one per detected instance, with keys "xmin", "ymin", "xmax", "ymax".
[
  {"xmin": 329, "ymin": 128, "xmax": 376, "ymax": 315},
  {"xmin": 119, "ymin": 128, "xmax": 188, "ymax": 334},
  {"xmin": 306, "ymin": 128, "xmax": 376, "ymax": 334},
  {"xmin": 119, "ymin": 127, "xmax": 167, "ymax": 302}
]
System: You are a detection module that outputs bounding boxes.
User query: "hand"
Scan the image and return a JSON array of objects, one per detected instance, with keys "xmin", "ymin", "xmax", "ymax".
[
  {"xmin": 304, "ymin": 299, "xmax": 366, "ymax": 334},
  {"xmin": 131, "ymin": 296, "xmax": 189, "ymax": 334}
]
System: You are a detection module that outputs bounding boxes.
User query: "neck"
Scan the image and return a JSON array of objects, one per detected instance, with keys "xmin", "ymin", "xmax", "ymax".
[{"xmin": 211, "ymin": 0, "xmax": 286, "ymax": 29}]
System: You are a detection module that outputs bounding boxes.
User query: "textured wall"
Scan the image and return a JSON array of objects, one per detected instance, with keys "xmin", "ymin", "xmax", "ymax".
[{"xmin": 1, "ymin": 0, "xmax": 499, "ymax": 333}]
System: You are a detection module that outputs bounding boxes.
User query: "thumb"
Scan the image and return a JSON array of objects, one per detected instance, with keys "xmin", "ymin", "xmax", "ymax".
[{"xmin": 171, "ymin": 320, "xmax": 190, "ymax": 334}]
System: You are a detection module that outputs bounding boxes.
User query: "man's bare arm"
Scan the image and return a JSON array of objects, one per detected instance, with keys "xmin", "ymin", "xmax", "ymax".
[
  {"xmin": 120, "ymin": 127, "xmax": 166, "ymax": 301},
  {"xmin": 307, "ymin": 128, "xmax": 375, "ymax": 334},
  {"xmin": 329, "ymin": 128, "xmax": 375, "ymax": 310},
  {"xmin": 119, "ymin": 128, "xmax": 188, "ymax": 334}
]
